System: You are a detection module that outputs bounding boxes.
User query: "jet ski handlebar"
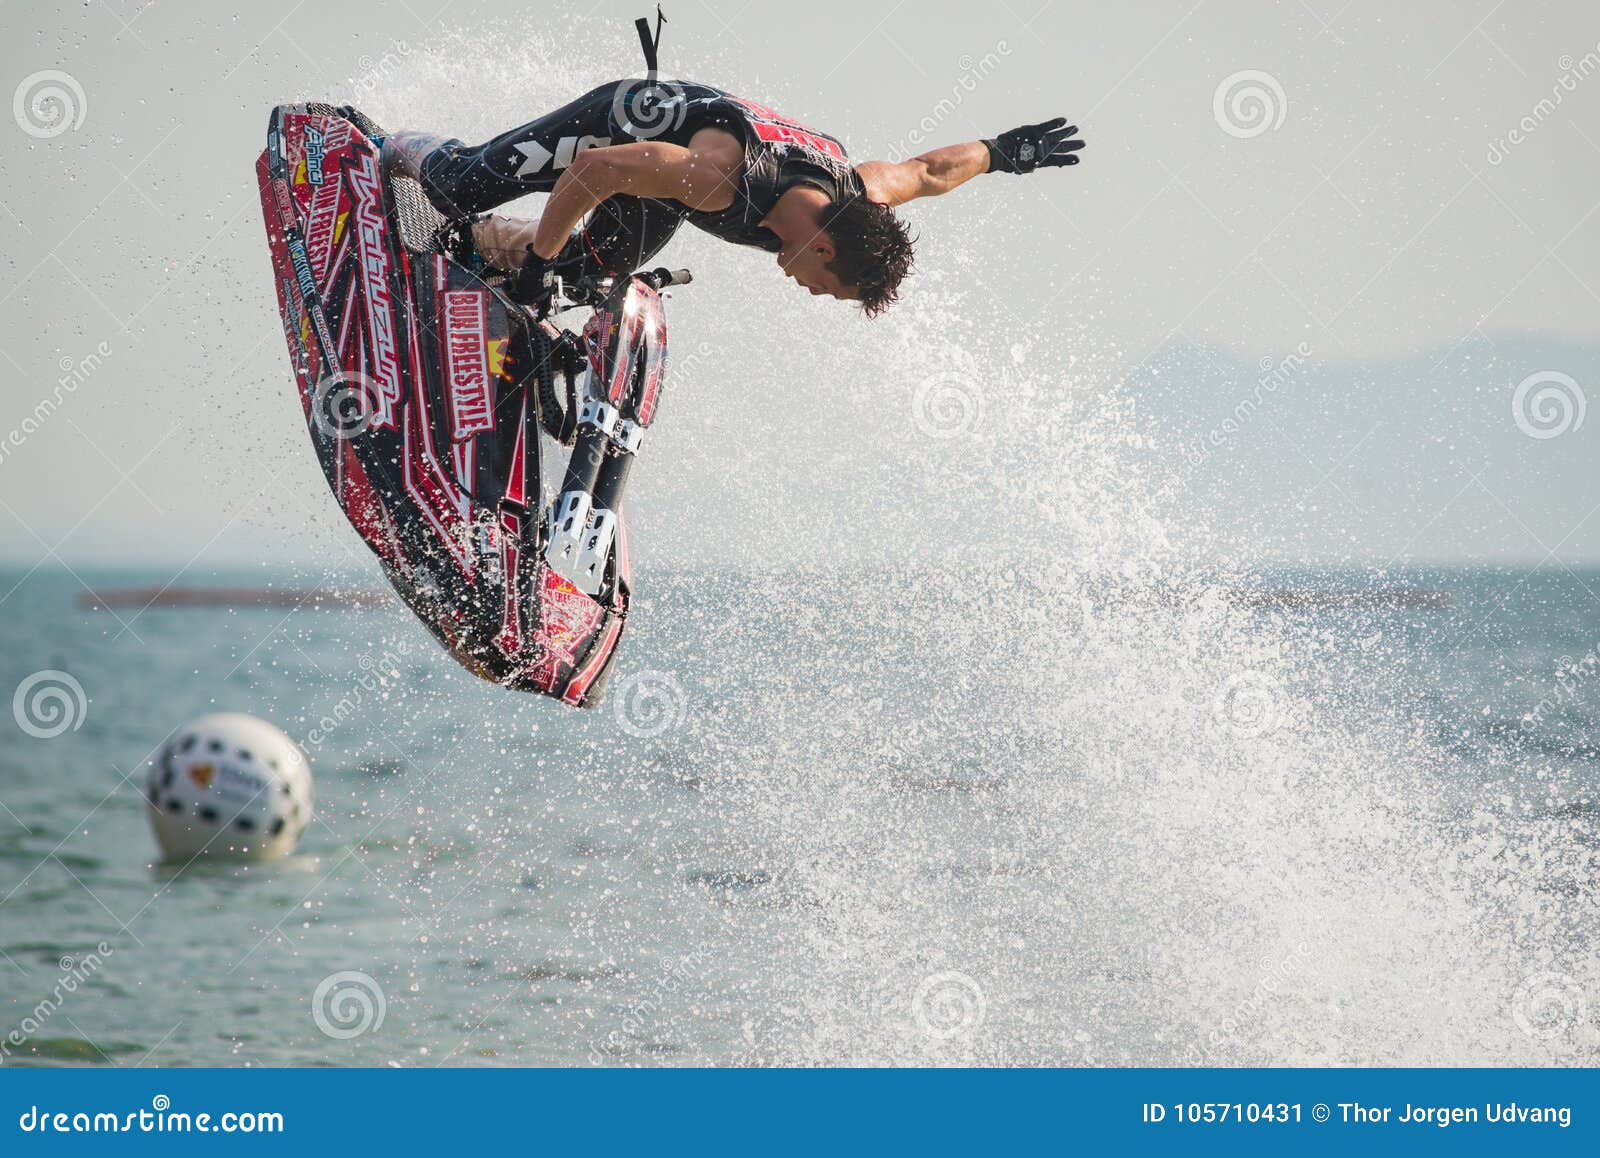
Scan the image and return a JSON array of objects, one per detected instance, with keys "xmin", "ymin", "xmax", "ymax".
[
  {"xmin": 542, "ymin": 267, "xmax": 693, "ymax": 316},
  {"xmin": 637, "ymin": 267, "xmax": 693, "ymax": 290}
]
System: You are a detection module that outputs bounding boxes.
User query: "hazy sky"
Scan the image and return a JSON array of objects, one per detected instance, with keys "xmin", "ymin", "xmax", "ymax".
[{"xmin": 0, "ymin": 0, "xmax": 1597, "ymax": 572}]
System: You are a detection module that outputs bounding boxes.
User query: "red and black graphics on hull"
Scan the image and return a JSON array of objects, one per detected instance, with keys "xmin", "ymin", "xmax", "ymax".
[{"xmin": 256, "ymin": 104, "xmax": 627, "ymax": 705}]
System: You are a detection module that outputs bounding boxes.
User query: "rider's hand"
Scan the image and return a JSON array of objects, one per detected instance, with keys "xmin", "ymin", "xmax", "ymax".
[
  {"xmin": 506, "ymin": 246, "xmax": 557, "ymax": 310},
  {"xmin": 983, "ymin": 118, "xmax": 1085, "ymax": 174}
]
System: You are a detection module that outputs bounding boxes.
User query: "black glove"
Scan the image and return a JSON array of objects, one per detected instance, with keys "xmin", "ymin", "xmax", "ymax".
[
  {"xmin": 984, "ymin": 117, "xmax": 1085, "ymax": 174},
  {"xmin": 506, "ymin": 246, "xmax": 557, "ymax": 310}
]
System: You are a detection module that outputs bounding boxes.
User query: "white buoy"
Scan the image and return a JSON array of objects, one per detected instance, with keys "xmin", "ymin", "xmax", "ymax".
[{"xmin": 145, "ymin": 713, "xmax": 313, "ymax": 861}]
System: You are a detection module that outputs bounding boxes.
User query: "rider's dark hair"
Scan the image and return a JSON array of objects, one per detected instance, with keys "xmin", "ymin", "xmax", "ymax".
[{"xmin": 816, "ymin": 193, "xmax": 915, "ymax": 318}]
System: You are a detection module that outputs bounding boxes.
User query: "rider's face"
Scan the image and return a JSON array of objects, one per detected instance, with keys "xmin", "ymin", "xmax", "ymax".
[{"xmin": 778, "ymin": 238, "xmax": 858, "ymax": 302}]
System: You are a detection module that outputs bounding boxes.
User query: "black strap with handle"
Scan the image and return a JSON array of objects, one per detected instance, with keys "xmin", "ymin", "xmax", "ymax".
[{"xmin": 635, "ymin": 6, "xmax": 666, "ymax": 74}]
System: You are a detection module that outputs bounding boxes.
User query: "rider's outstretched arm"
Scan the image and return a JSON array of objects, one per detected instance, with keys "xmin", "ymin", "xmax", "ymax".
[
  {"xmin": 856, "ymin": 142, "xmax": 993, "ymax": 207},
  {"xmin": 858, "ymin": 118, "xmax": 1086, "ymax": 207}
]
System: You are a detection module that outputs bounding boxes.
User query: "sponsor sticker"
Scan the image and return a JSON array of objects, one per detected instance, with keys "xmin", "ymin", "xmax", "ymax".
[
  {"xmin": 443, "ymin": 290, "xmax": 494, "ymax": 440},
  {"xmin": 288, "ymin": 238, "xmax": 317, "ymax": 304},
  {"xmin": 733, "ymin": 96, "xmax": 846, "ymax": 159},
  {"xmin": 306, "ymin": 125, "xmax": 326, "ymax": 185},
  {"xmin": 346, "ymin": 152, "xmax": 401, "ymax": 428}
]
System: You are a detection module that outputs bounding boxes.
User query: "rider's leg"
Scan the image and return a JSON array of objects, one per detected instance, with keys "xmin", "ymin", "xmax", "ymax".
[
  {"xmin": 474, "ymin": 194, "xmax": 687, "ymax": 280},
  {"xmin": 393, "ymin": 83, "xmax": 625, "ymax": 220},
  {"xmin": 383, "ymin": 81, "xmax": 682, "ymax": 279},
  {"xmin": 562, "ymin": 196, "xmax": 687, "ymax": 278}
]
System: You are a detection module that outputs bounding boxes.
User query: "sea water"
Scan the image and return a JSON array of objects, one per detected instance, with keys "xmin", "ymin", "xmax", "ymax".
[{"xmin": 0, "ymin": 562, "xmax": 1596, "ymax": 1066}]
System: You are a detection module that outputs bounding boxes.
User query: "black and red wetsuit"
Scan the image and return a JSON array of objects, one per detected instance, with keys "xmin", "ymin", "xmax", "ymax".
[{"xmin": 417, "ymin": 80, "xmax": 863, "ymax": 278}]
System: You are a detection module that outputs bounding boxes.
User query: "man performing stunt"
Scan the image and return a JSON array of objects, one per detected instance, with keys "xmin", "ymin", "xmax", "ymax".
[{"xmin": 380, "ymin": 16, "xmax": 1085, "ymax": 318}]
